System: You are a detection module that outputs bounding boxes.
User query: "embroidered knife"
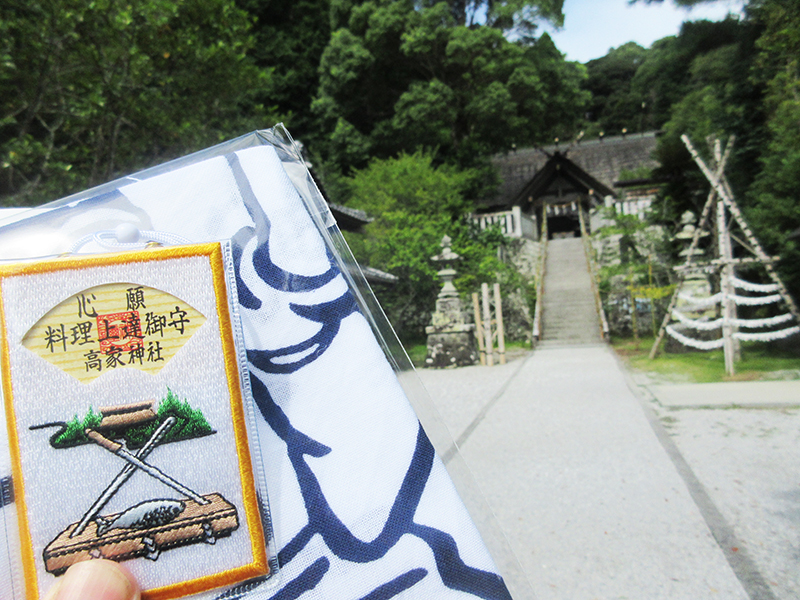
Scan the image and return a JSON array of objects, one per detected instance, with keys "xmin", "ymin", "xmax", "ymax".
[
  {"xmin": 85, "ymin": 428, "xmax": 210, "ymax": 506},
  {"xmin": 72, "ymin": 416, "xmax": 177, "ymax": 537}
]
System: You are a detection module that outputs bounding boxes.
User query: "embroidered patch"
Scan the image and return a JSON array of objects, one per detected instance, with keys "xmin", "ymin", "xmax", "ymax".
[{"xmin": 0, "ymin": 244, "xmax": 269, "ymax": 600}]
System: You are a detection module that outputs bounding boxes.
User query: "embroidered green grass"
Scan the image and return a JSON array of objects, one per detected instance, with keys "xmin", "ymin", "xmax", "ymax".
[
  {"xmin": 125, "ymin": 388, "xmax": 215, "ymax": 448},
  {"xmin": 49, "ymin": 389, "xmax": 215, "ymax": 449}
]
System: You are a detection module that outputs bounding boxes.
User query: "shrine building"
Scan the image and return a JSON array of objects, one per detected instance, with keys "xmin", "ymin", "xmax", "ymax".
[{"xmin": 474, "ymin": 131, "xmax": 661, "ymax": 240}]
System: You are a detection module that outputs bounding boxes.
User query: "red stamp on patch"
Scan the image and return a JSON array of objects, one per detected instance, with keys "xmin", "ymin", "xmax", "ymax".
[{"xmin": 96, "ymin": 311, "xmax": 144, "ymax": 354}]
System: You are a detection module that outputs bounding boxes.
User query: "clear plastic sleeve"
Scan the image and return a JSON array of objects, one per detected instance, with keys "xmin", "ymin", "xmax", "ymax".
[{"xmin": 0, "ymin": 125, "xmax": 531, "ymax": 600}]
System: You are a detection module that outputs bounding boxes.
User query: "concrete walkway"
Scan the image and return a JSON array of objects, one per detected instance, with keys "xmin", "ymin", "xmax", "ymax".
[{"xmin": 418, "ymin": 346, "xmax": 759, "ymax": 600}]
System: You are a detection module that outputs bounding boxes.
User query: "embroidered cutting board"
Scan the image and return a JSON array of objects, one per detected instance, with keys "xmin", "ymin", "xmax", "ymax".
[{"xmin": 0, "ymin": 243, "xmax": 269, "ymax": 600}]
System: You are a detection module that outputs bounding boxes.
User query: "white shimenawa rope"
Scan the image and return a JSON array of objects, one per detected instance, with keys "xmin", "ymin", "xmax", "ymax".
[
  {"xmin": 665, "ymin": 325, "xmax": 724, "ymax": 350},
  {"xmin": 667, "ymin": 320, "xmax": 799, "ymax": 348},
  {"xmin": 731, "ymin": 292, "xmax": 783, "ymax": 306},
  {"xmin": 730, "ymin": 276, "xmax": 780, "ymax": 293},
  {"xmin": 678, "ymin": 291, "xmax": 721, "ymax": 309},
  {"xmin": 670, "ymin": 278, "xmax": 798, "ymax": 349},
  {"xmin": 734, "ymin": 326, "xmax": 800, "ymax": 342},
  {"xmin": 679, "ymin": 290, "xmax": 783, "ymax": 308},
  {"xmin": 734, "ymin": 313, "xmax": 795, "ymax": 328},
  {"xmin": 671, "ymin": 310, "xmax": 723, "ymax": 330},
  {"xmin": 671, "ymin": 310, "xmax": 795, "ymax": 330}
]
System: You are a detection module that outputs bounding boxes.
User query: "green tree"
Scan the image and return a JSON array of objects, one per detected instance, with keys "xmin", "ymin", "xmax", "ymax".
[
  {"xmin": 583, "ymin": 42, "xmax": 648, "ymax": 134},
  {"xmin": 628, "ymin": 0, "xmax": 800, "ymax": 301},
  {"xmin": 633, "ymin": 0, "xmax": 729, "ymax": 5},
  {"xmin": 747, "ymin": 0, "xmax": 800, "ymax": 296},
  {"xmin": 343, "ymin": 151, "xmax": 512, "ymax": 339},
  {"xmin": 630, "ymin": 17, "xmax": 746, "ymax": 129},
  {"xmin": 235, "ymin": 0, "xmax": 331, "ymax": 138},
  {"xmin": 332, "ymin": 0, "xmax": 566, "ymax": 33},
  {"xmin": 445, "ymin": 0, "xmax": 564, "ymax": 34},
  {"xmin": 0, "ymin": 0, "xmax": 275, "ymax": 205},
  {"xmin": 313, "ymin": 0, "xmax": 586, "ymax": 174},
  {"xmin": 641, "ymin": 17, "xmax": 763, "ymax": 228}
]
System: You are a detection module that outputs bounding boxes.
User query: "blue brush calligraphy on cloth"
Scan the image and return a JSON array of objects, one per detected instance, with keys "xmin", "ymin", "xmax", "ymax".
[{"xmin": 0, "ymin": 141, "xmax": 511, "ymax": 600}]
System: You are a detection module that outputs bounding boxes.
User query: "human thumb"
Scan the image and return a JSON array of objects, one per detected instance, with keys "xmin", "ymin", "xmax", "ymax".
[{"xmin": 44, "ymin": 560, "xmax": 140, "ymax": 600}]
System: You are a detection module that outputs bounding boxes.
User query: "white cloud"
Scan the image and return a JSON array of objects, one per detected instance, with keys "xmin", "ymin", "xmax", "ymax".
[{"xmin": 541, "ymin": 0, "xmax": 745, "ymax": 63}]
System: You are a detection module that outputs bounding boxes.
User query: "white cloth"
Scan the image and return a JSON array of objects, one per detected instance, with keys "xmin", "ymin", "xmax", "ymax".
[{"xmin": 0, "ymin": 140, "xmax": 509, "ymax": 600}]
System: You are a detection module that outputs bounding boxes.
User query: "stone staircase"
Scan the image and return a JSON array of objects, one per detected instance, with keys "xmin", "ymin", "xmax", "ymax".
[{"xmin": 540, "ymin": 237, "xmax": 603, "ymax": 346}]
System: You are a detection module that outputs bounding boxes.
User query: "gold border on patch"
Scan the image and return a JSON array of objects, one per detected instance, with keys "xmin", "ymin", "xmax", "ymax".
[{"xmin": 0, "ymin": 243, "xmax": 269, "ymax": 600}]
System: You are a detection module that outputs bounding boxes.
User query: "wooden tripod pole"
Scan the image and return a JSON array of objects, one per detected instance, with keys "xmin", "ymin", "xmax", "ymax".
[
  {"xmin": 482, "ymin": 283, "xmax": 494, "ymax": 366},
  {"xmin": 711, "ymin": 137, "xmax": 740, "ymax": 363},
  {"xmin": 493, "ymin": 283, "xmax": 506, "ymax": 365},
  {"xmin": 682, "ymin": 134, "xmax": 800, "ymax": 321},
  {"xmin": 649, "ymin": 139, "xmax": 732, "ymax": 359},
  {"xmin": 716, "ymin": 186, "xmax": 736, "ymax": 375},
  {"xmin": 472, "ymin": 292, "xmax": 486, "ymax": 365}
]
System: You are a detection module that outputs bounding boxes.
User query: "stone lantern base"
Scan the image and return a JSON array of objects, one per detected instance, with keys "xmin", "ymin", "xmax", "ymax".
[{"xmin": 424, "ymin": 324, "xmax": 477, "ymax": 368}]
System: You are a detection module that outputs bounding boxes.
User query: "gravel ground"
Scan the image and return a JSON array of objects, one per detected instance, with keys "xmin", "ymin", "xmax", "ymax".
[{"xmin": 651, "ymin": 403, "xmax": 800, "ymax": 600}]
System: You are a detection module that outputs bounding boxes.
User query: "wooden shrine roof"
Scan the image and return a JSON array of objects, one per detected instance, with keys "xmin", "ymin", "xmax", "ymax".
[
  {"xmin": 513, "ymin": 152, "xmax": 615, "ymax": 208},
  {"xmin": 488, "ymin": 131, "xmax": 660, "ymax": 208}
]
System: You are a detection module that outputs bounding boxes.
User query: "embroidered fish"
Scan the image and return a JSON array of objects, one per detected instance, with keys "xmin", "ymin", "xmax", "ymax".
[{"xmin": 96, "ymin": 499, "xmax": 185, "ymax": 536}]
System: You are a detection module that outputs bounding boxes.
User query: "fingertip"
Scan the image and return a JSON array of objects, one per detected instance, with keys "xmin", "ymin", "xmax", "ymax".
[{"xmin": 44, "ymin": 560, "xmax": 140, "ymax": 600}]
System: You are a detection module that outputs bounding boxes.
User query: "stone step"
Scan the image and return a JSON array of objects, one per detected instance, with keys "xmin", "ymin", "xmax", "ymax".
[
  {"xmin": 544, "ymin": 303, "xmax": 597, "ymax": 311},
  {"xmin": 540, "ymin": 237, "xmax": 602, "ymax": 345}
]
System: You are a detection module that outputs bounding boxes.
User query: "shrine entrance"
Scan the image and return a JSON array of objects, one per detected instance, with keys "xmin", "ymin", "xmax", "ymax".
[
  {"xmin": 544, "ymin": 203, "xmax": 582, "ymax": 239},
  {"xmin": 547, "ymin": 215, "xmax": 579, "ymax": 238},
  {"xmin": 513, "ymin": 152, "xmax": 613, "ymax": 241}
]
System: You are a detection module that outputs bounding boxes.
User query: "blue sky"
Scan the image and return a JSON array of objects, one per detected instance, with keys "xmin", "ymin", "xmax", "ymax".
[{"xmin": 541, "ymin": 0, "xmax": 746, "ymax": 63}]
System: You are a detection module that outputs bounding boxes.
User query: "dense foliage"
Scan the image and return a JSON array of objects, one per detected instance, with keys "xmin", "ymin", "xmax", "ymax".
[
  {"xmin": 312, "ymin": 0, "xmax": 586, "ymax": 174},
  {"xmin": 582, "ymin": 17, "xmax": 753, "ymax": 138},
  {"xmin": 583, "ymin": 42, "xmax": 648, "ymax": 135},
  {"xmin": 0, "ymin": 0, "xmax": 276, "ymax": 205},
  {"xmin": 746, "ymin": 0, "xmax": 800, "ymax": 297},
  {"xmin": 343, "ymin": 151, "xmax": 520, "ymax": 339},
  {"xmin": 584, "ymin": 1, "xmax": 800, "ymax": 299},
  {"xmin": 2, "ymin": 0, "xmax": 799, "ymax": 338},
  {"xmin": 643, "ymin": 17, "xmax": 763, "ymax": 225},
  {"xmin": 234, "ymin": 0, "xmax": 331, "ymax": 138},
  {"xmin": 0, "ymin": 2, "xmax": 584, "ymax": 224}
]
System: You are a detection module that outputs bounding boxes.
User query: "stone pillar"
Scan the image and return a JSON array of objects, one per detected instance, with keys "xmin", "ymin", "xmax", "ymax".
[{"xmin": 425, "ymin": 236, "xmax": 478, "ymax": 367}]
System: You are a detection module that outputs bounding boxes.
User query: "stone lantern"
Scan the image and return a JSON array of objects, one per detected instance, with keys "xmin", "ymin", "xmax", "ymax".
[
  {"xmin": 673, "ymin": 210, "xmax": 712, "ymax": 316},
  {"xmin": 674, "ymin": 210, "xmax": 707, "ymax": 259},
  {"xmin": 424, "ymin": 236, "xmax": 477, "ymax": 367}
]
